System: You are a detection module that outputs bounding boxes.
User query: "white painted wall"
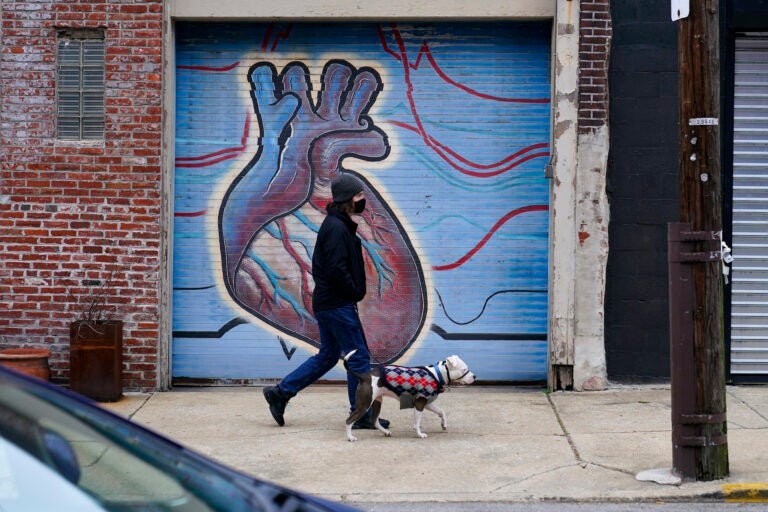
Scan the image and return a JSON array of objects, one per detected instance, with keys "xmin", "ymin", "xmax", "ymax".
[
  {"xmin": 169, "ymin": 0, "xmax": 554, "ymax": 19},
  {"xmin": 548, "ymin": 0, "xmax": 579, "ymax": 389},
  {"xmin": 574, "ymin": 126, "xmax": 609, "ymax": 391}
]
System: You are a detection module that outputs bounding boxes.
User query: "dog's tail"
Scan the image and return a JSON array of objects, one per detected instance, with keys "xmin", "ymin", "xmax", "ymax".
[
  {"xmin": 342, "ymin": 349, "xmax": 374, "ymax": 426},
  {"xmin": 343, "ymin": 349, "xmax": 357, "ymax": 365},
  {"xmin": 343, "ymin": 349, "xmax": 368, "ymax": 381}
]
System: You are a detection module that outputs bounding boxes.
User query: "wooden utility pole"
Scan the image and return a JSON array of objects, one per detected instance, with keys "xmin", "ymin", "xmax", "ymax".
[{"xmin": 673, "ymin": 0, "xmax": 729, "ymax": 480}]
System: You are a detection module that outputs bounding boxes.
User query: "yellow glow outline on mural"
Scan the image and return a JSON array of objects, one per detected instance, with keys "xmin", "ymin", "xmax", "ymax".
[
  {"xmin": 204, "ymin": 53, "xmax": 434, "ymax": 365},
  {"xmin": 204, "ymin": 63, "xmax": 304, "ymax": 352},
  {"xmin": 206, "ymin": 55, "xmax": 325, "ymax": 357}
]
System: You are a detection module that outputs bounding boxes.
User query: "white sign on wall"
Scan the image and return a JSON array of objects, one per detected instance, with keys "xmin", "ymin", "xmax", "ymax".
[{"xmin": 671, "ymin": 0, "xmax": 690, "ymax": 21}]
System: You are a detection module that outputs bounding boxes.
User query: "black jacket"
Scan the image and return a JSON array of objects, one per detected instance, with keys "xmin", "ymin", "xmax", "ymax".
[{"xmin": 311, "ymin": 209, "xmax": 366, "ymax": 312}]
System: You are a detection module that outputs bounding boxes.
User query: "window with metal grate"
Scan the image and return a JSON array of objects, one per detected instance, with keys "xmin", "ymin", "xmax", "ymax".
[{"xmin": 56, "ymin": 30, "xmax": 105, "ymax": 141}]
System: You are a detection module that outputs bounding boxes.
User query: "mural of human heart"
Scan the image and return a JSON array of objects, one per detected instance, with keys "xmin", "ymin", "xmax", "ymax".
[{"xmin": 218, "ymin": 59, "xmax": 427, "ymax": 364}]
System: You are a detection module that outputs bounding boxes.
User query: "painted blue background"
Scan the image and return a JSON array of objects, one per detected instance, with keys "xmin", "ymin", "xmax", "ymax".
[{"xmin": 172, "ymin": 21, "xmax": 552, "ymax": 381}]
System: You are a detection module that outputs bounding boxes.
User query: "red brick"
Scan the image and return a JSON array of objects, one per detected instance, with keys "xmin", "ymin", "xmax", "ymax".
[
  {"xmin": 578, "ymin": 1, "xmax": 611, "ymax": 134},
  {"xmin": 2, "ymin": 0, "xmax": 163, "ymax": 391}
]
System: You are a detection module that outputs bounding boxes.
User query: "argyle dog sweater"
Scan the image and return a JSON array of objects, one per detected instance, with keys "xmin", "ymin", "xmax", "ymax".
[{"xmin": 381, "ymin": 365, "xmax": 443, "ymax": 409}]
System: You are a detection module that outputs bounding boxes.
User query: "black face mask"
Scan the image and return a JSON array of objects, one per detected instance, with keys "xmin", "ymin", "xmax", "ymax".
[{"xmin": 353, "ymin": 198, "xmax": 366, "ymax": 214}]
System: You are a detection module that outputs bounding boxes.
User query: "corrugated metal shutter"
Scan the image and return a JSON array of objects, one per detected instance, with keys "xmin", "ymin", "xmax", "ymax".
[
  {"xmin": 171, "ymin": 21, "xmax": 552, "ymax": 383},
  {"xmin": 731, "ymin": 34, "xmax": 768, "ymax": 376}
]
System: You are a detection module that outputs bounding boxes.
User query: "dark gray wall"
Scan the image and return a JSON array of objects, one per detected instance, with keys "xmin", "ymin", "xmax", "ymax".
[{"xmin": 606, "ymin": 1, "xmax": 679, "ymax": 382}]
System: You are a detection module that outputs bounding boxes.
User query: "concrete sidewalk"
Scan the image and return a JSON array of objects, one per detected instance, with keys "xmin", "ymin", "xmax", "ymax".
[{"xmin": 102, "ymin": 384, "xmax": 768, "ymax": 506}]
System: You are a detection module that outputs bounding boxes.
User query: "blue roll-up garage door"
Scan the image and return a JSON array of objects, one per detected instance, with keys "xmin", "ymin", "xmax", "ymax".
[{"xmin": 172, "ymin": 21, "xmax": 552, "ymax": 383}]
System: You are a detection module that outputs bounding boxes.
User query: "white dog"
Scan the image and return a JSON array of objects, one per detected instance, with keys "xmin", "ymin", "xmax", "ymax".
[{"xmin": 344, "ymin": 351, "xmax": 476, "ymax": 442}]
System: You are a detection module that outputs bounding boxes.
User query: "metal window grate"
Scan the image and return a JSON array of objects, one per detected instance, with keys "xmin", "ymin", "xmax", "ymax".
[{"xmin": 57, "ymin": 34, "xmax": 105, "ymax": 140}]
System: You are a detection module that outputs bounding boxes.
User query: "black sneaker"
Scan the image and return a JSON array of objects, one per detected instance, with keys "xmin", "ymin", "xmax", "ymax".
[
  {"xmin": 263, "ymin": 386, "xmax": 288, "ymax": 426},
  {"xmin": 352, "ymin": 417, "xmax": 390, "ymax": 430}
]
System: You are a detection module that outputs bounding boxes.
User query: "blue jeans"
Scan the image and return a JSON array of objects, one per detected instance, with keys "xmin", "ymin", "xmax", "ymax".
[{"xmin": 278, "ymin": 304, "xmax": 371, "ymax": 412}]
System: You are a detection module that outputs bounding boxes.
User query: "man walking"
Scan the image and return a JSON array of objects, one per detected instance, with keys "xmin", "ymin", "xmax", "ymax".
[{"xmin": 263, "ymin": 173, "xmax": 388, "ymax": 430}]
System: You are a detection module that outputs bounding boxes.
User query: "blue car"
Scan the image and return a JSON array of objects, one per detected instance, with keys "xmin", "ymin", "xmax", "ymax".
[{"xmin": 0, "ymin": 365, "xmax": 359, "ymax": 512}]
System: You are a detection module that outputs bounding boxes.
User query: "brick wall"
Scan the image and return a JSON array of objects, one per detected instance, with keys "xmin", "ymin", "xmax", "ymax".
[
  {"xmin": 0, "ymin": 1, "xmax": 612, "ymax": 390},
  {"xmin": 579, "ymin": 0, "xmax": 612, "ymax": 133},
  {"xmin": 0, "ymin": 1, "xmax": 164, "ymax": 391}
]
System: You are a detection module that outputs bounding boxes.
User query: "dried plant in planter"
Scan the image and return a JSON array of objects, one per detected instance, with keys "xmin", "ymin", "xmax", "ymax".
[
  {"xmin": 68, "ymin": 267, "xmax": 123, "ymax": 331},
  {"xmin": 67, "ymin": 266, "xmax": 124, "ymax": 402}
]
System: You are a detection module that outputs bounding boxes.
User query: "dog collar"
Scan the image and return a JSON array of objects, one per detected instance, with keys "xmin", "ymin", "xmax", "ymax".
[
  {"xmin": 434, "ymin": 360, "xmax": 453, "ymax": 388},
  {"xmin": 432, "ymin": 362, "xmax": 446, "ymax": 389}
]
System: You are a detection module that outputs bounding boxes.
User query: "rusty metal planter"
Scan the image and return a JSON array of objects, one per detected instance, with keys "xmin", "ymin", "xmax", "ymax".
[{"xmin": 70, "ymin": 320, "xmax": 123, "ymax": 402}]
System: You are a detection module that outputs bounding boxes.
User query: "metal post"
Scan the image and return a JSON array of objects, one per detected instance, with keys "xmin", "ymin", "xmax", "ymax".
[
  {"xmin": 668, "ymin": 222, "xmax": 696, "ymax": 479},
  {"xmin": 668, "ymin": 222, "xmax": 728, "ymax": 480}
]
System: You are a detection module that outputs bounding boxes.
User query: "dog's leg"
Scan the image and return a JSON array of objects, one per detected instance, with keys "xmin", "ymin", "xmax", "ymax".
[
  {"xmin": 345, "ymin": 372, "xmax": 373, "ymax": 442},
  {"xmin": 412, "ymin": 397, "xmax": 428, "ymax": 438},
  {"xmin": 343, "ymin": 350, "xmax": 374, "ymax": 442},
  {"xmin": 345, "ymin": 423, "xmax": 357, "ymax": 442},
  {"xmin": 425, "ymin": 402, "xmax": 448, "ymax": 431},
  {"xmin": 370, "ymin": 398, "xmax": 390, "ymax": 437}
]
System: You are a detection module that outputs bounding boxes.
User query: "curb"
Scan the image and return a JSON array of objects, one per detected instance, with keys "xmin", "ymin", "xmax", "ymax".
[{"xmin": 722, "ymin": 483, "xmax": 768, "ymax": 503}]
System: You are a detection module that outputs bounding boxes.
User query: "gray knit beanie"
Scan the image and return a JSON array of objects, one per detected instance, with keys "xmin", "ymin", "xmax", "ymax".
[{"xmin": 331, "ymin": 174, "xmax": 364, "ymax": 203}]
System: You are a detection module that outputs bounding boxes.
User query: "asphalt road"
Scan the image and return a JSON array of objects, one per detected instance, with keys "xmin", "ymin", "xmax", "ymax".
[{"xmin": 352, "ymin": 502, "xmax": 768, "ymax": 512}]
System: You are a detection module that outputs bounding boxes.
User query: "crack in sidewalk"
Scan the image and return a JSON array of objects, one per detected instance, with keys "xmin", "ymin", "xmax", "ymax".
[
  {"xmin": 547, "ymin": 393, "xmax": 587, "ymax": 468},
  {"xmin": 544, "ymin": 394, "xmax": 669, "ymax": 479},
  {"xmin": 728, "ymin": 389, "xmax": 768, "ymax": 424},
  {"xmin": 124, "ymin": 392, "xmax": 153, "ymax": 420}
]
